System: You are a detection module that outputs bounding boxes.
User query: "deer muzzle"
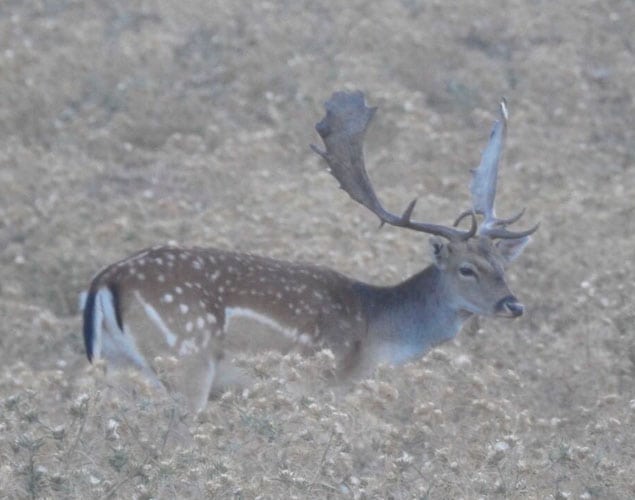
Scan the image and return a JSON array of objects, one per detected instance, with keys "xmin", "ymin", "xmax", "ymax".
[{"xmin": 496, "ymin": 295, "xmax": 524, "ymax": 318}]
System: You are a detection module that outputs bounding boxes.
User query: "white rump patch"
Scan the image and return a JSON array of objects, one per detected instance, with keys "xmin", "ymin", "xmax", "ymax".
[
  {"xmin": 94, "ymin": 288, "xmax": 152, "ymax": 375},
  {"xmin": 134, "ymin": 291, "xmax": 178, "ymax": 347},
  {"xmin": 78, "ymin": 290, "xmax": 88, "ymax": 312},
  {"xmin": 99, "ymin": 288, "xmax": 121, "ymax": 339},
  {"xmin": 91, "ymin": 290, "xmax": 105, "ymax": 359}
]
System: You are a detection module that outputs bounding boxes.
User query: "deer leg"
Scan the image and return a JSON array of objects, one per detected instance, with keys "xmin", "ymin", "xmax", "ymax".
[
  {"xmin": 335, "ymin": 339, "xmax": 365, "ymax": 381},
  {"xmin": 209, "ymin": 357, "xmax": 255, "ymax": 396},
  {"xmin": 159, "ymin": 326, "xmax": 224, "ymax": 414},
  {"xmin": 181, "ymin": 355, "xmax": 217, "ymax": 414}
]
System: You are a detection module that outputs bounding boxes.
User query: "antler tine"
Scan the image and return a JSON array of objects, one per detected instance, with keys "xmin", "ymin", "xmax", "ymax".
[
  {"xmin": 495, "ymin": 207, "xmax": 526, "ymax": 226},
  {"xmin": 454, "ymin": 207, "xmax": 534, "ymax": 240},
  {"xmin": 454, "ymin": 208, "xmax": 526, "ymax": 230},
  {"xmin": 312, "ymin": 90, "xmax": 475, "ymax": 241},
  {"xmin": 484, "ymin": 221, "xmax": 540, "ymax": 240},
  {"xmin": 468, "ymin": 99, "xmax": 538, "ymax": 240},
  {"xmin": 454, "ymin": 209, "xmax": 480, "ymax": 228}
]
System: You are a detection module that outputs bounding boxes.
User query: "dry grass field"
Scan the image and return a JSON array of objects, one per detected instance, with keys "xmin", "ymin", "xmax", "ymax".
[{"xmin": 1, "ymin": 0, "xmax": 634, "ymax": 498}]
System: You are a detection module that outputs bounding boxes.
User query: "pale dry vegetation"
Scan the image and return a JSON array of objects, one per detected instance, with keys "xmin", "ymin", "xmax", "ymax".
[{"xmin": 1, "ymin": 0, "xmax": 634, "ymax": 498}]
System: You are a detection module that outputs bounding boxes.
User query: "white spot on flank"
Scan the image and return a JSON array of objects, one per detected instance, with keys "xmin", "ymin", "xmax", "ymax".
[
  {"xmin": 186, "ymin": 321, "xmax": 193, "ymax": 333},
  {"xmin": 180, "ymin": 304, "xmax": 189, "ymax": 314},
  {"xmin": 206, "ymin": 313, "xmax": 217, "ymax": 324},
  {"xmin": 134, "ymin": 291, "xmax": 177, "ymax": 347},
  {"xmin": 197, "ymin": 317, "xmax": 205, "ymax": 329},
  {"xmin": 175, "ymin": 286, "xmax": 183, "ymax": 294},
  {"xmin": 162, "ymin": 294, "xmax": 173, "ymax": 303},
  {"xmin": 157, "ymin": 274, "xmax": 165, "ymax": 283}
]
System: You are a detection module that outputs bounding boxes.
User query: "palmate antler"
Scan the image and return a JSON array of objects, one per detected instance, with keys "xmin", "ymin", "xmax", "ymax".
[
  {"xmin": 311, "ymin": 91, "xmax": 476, "ymax": 241},
  {"xmin": 454, "ymin": 99, "xmax": 539, "ymax": 240},
  {"xmin": 312, "ymin": 91, "xmax": 537, "ymax": 242}
]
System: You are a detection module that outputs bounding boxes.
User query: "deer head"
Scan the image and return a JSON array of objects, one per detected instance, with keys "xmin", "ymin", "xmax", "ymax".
[{"xmin": 312, "ymin": 91, "xmax": 538, "ymax": 319}]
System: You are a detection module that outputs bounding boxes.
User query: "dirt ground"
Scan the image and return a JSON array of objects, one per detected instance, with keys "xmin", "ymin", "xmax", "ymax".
[{"xmin": 1, "ymin": 0, "xmax": 634, "ymax": 498}]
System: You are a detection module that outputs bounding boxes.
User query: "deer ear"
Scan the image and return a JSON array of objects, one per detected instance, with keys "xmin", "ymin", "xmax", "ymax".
[
  {"xmin": 430, "ymin": 237, "xmax": 449, "ymax": 268},
  {"xmin": 496, "ymin": 236, "xmax": 530, "ymax": 264}
]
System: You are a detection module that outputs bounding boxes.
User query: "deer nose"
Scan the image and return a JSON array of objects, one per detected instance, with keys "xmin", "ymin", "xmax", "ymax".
[{"xmin": 497, "ymin": 295, "xmax": 524, "ymax": 317}]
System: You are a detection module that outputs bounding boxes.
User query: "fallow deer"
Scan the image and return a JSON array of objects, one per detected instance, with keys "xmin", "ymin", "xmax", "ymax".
[{"xmin": 82, "ymin": 91, "xmax": 538, "ymax": 412}]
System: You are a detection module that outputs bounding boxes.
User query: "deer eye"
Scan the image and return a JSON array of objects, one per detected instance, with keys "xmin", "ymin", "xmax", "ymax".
[{"xmin": 459, "ymin": 265, "xmax": 477, "ymax": 278}]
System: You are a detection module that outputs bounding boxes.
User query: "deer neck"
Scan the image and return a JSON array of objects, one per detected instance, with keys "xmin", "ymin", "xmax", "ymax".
[{"xmin": 354, "ymin": 265, "xmax": 471, "ymax": 365}]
